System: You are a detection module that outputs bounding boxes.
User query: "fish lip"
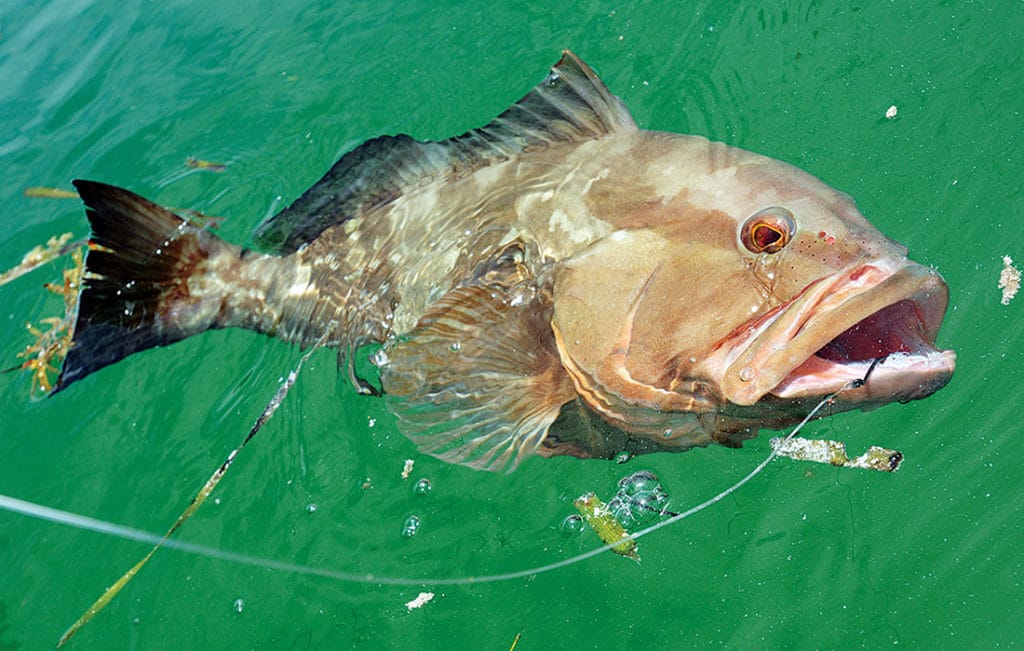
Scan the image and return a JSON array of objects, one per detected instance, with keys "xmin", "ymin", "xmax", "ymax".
[{"xmin": 716, "ymin": 259, "xmax": 955, "ymax": 406}]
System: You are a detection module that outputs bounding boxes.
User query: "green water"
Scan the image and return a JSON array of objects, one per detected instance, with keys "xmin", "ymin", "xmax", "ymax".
[{"xmin": 1, "ymin": 1, "xmax": 1021, "ymax": 648}]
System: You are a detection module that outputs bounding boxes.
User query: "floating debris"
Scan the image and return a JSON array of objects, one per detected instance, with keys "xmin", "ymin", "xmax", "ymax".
[
  {"xmin": 404, "ymin": 592, "xmax": 434, "ymax": 611},
  {"xmin": 4, "ymin": 238, "xmax": 87, "ymax": 395},
  {"xmin": 56, "ymin": 329, "xmax": 333, "ymax": 648},
  {"xmin": 23, "ymin": 186, "xmax": 78, "ymax": 199},
  {"xmin": 885, "ymin": 105, "xmax": 898, "ymax": 119},
  {"xmin": 571, "ymin": 471, "xmax": 677, "ymax": 560},
  {"xmin": 0, "ymin": 232, "xmax": 85, "ymax": 287},
  {"xmin": 185, "ymin": 156, "xmax": 226, "ymax": 172},
  {"xmin": 401, "ymin": 458, "xmax": 414, "ymax": 479},
  {"xmin": 999, "ymin": 255, "xmax": 1020, "ymax": 305},
  {"xmin": 770, "ymin": 436, "xmax": 903, "ymax": 472},
  {"xmin": 573, "ymin": 492, "xmax": 639, "ymax": 561}
]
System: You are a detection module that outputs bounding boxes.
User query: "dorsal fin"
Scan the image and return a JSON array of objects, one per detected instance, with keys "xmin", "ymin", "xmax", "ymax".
[{"xmin": 253, "ymin": 50, "xmax": 636, "ymax": 253}]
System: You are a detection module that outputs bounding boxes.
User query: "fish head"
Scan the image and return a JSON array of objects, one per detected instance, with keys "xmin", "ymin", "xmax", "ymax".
[{"xmin": 551, "ymin": 132, "xmax": 955, "ymax": 447}]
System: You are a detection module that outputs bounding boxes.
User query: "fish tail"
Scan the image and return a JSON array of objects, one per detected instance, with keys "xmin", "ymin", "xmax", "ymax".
[{"xmin": 54, "ymin": 180, "xmax": 241, "ymax": 392}]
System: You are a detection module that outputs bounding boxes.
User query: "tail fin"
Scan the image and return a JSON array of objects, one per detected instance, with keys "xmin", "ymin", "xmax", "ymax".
[{"xmin": 54, "ymin": 180, "xmax": 237, "ymax": 392}]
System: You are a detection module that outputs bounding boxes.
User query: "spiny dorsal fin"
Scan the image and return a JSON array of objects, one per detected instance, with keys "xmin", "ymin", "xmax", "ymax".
[
  {"xmin": 254, "ymin": 50, "xmax": 636, "ymax": 253},
  {"xmin": 379, "ymin": 271, "xmax": 575, "ymax": 473}
]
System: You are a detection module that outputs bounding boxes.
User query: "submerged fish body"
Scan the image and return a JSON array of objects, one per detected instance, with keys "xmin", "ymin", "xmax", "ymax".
[{"xmin": 55, "ymin": 51, "xmax": 955, "ymax": 471}]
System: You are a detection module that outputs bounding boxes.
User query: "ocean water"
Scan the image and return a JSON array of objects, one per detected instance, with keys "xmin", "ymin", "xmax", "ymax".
[{"xmin": 1, "ymin": 1, "xmax": 1021, "ymax": 648}]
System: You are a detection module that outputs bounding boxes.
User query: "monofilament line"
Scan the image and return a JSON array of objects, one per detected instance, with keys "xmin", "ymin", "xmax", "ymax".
[
  {"xmin": 55, "ymin": 326, "xmax": 335, "ymax": 647},
  {"xmin": 1, "ymin": 384, "xmax": 848, "ymax": 607}
]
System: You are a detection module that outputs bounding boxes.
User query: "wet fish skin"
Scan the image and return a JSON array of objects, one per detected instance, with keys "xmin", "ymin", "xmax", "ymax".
[{"xmin": 52, "ymin": 51, "xmax": 954, "ymax": 471}]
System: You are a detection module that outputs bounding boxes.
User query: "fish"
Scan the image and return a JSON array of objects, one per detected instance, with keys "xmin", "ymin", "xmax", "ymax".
[{"xmin": 51, "ymin": 50, "xmax": 955, "ymax": 472}]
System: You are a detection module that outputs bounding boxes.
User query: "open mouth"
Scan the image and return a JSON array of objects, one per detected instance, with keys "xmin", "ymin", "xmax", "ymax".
[
  {"xmin": 718, "ymin": 260, "xmax": 956, "ymax": 406},
  {"xmin": 816, "ymin": 299, "xmax": 931, "ymax": 362},
  {"xmin": 771, "ymin": 297, "xmax": 955, "ymax": 402}
]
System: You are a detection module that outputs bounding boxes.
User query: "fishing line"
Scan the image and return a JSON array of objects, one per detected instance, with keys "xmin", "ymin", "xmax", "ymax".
[
  {"xmin": 0, "ymin": 382, "xmax": 849, "ymax": 589},
  {"xmin": 56, "ymin": 325, "xmax": 335, "ymax": 647}
]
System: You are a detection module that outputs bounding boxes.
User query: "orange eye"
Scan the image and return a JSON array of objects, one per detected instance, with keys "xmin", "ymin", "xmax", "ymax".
[{"xmin": 740, "ymin": 207, "xmax": 796, "ymax": 254}]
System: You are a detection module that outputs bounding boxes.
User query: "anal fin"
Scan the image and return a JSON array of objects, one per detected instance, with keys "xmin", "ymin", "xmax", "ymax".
[{"xmin": 380, "ymin": 277, "xmax": 574, "ymax": 472}]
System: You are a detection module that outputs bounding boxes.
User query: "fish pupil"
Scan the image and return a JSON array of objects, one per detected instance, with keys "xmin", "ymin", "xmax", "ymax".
[{"xmin": 753, "ymin": 224, "xmax": 783, "ymax": 249}]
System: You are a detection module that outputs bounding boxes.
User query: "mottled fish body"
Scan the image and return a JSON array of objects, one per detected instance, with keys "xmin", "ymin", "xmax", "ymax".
[{"xmin": 54, "ymin": 51, "xmax": 955, "ymax": 471}]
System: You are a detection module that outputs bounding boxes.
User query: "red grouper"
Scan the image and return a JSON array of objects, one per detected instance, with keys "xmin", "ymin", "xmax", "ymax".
[{"xmin": 53, "ymin": 51, "xmax": 956, "ymax": 472}]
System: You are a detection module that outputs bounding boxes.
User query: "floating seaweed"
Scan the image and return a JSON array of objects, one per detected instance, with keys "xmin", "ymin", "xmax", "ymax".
[
  {"xmin": 573, "ymin": 492, "xmax": 639, "ymax": 561},
  {"xmin": 0, "ymin": 232, "xmax": 85, "ymax": 287},
  {"xmin": 56, "ymin": 327, "xmax": 333, "ymax": 647},
  {"xmin": 1, "ymin": 236, "xmax": 87, "ymax": 395},
  {"xmin": 572, "ymin": 470, "xmax": 679, "ymax": 561},
  {"xmin": 24, "ymin": 183, "xmax": 225, "ymax": 230},
  {"xmin": 185, "ymin": 156, "xmax": 226, "ymax": 173},
  {"xmin": 23, "ymin": 186, "xmax": 79, "ymax": 199},
  {"xmin": 770, "ymin": 436, "xmax": 903, "ymax": 472}
]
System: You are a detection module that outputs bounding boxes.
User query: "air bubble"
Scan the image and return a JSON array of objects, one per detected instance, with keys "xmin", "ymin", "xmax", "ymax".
[
  {"xmin": 305, "ymin": 503, "xmax": 317, "ymax": 513},
  {"xmin": 739, "ymin": 366, "xmax": 754, "ymax": 382},
  {"xmin": 560, "ymin": 514, "xmax": 584, "ymax": 535},
  {"xmin": 617, "ymin": 470, "xmax": 660, "ymax": 497},
  {"xmin": 401, "ymin": 515, "xmax": 421, "ymax": 538},
  {"xmin": 613, "ymin": 450, "xmax": 633, "ymax": 464},
  {"xmin": 412, "ymin": 478, "xmax": 432, "ymax": 495},
  {"xmin": 233, "ymin": 598, "xmax": 245, "ymax": 613},
  {"xmin": 449, "ymin": 342, "xmax": 462, "ymax": 352}
]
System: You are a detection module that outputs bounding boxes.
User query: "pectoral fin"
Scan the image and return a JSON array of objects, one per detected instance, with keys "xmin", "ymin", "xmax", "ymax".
[{"xmin": 380, "ymin": 278, "xmax": 574, "ymax": 472}]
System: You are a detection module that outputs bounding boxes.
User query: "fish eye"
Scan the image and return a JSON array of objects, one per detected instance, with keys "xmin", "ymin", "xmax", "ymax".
[{"xmin": 740, "ymin": 207, "xmax": 796, "ymax": 254}]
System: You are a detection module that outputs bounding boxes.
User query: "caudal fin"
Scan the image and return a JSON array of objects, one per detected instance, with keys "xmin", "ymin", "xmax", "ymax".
[{"xmin": 54, "ymin": 180, "xmax": 236, "ymax": 391}]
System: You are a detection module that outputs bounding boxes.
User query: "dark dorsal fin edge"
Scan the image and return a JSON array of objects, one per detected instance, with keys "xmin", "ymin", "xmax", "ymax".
[{"xmin": 253, "ymin": 50, "xmax": 637, "ymax": 254}]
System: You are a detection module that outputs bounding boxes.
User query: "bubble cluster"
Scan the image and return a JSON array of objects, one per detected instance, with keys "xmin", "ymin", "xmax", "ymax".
[{"xmin": 608, "ymin": 470, "xmax": 672, "ymax": 528}]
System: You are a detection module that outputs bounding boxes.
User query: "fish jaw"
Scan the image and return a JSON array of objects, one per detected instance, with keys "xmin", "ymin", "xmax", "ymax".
[{"xmin": 702, "ymin": 258, "xmax": 955, "ymax": 409}]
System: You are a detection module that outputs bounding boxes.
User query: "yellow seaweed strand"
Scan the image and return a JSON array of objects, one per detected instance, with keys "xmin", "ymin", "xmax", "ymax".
[
  {"xmin": 0, "ymin": 233, "xmax": 85, "ymax": 288},
  {"xmin": 573, "ymin": 492, "xmax": 639, "ymax": 561},
  {"xmin": 56, "ymin": 327, "xmax": 334, "ymax": 647},
  {"xmin": 23, "ymin": 186, "xmax": 79, "ymax": 199},
  {"xmin": 185, "ymin": 157, "xmax": 226, "ymax": 172},
  {"xmin": 7, "ymin": 243, "xmax": 86, "ymax": 396}
]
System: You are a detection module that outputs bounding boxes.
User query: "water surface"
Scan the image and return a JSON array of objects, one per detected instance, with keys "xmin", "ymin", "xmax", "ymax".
[{"xmin": 1, "ymin": 2, "xmax": 1021, "ymax": 648}]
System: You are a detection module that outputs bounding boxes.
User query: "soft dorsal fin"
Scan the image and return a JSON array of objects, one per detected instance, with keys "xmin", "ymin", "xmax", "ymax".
[{"xmin": 253, "ymin": 50, "xmax": 636, "ymax": 253}]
